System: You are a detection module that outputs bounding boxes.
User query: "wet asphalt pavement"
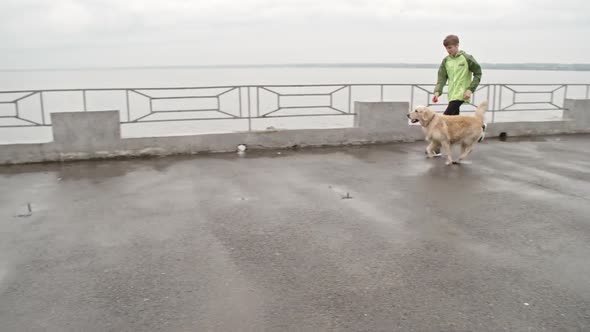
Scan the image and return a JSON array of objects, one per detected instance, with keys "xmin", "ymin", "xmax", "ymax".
[{"xmin": 1, "ymin": 135, "xmax": 590, "ymax": 331}]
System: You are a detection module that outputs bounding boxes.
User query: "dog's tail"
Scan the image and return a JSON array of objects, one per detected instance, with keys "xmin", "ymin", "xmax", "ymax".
[
  {"xmin": 476, "ymin": 101, "xmax": 489, "ymax": 143},
  {"xmin": 478, "ymin": 123, "xmax": 487, "ymax": 142},
  {"xmin": 475, "ymin": 100, "xmax": 488, "ymax": 123}
]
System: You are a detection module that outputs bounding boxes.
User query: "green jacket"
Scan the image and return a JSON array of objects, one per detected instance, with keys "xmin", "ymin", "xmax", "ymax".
[{"xmin": 434, "ymin": 50, "xmax": 482, "ymax": 102}]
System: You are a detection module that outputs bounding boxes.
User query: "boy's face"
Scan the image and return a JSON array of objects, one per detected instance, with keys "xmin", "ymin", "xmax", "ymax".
[{"xmin": 445, "ymin": 44, "xmax": 459, "ymax": 56}]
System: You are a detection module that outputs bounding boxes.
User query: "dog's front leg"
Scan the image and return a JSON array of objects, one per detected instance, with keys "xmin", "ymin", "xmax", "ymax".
[
  {"xmin": 425, "ymin": 141, "xmax": 441, "ymax": 158},
  {"xmin": 441, "ymin": 141, "xmax": 453, "ymax": 165}
]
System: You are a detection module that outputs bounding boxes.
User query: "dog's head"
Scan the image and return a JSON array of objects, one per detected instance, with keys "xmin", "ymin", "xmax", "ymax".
[{"xmin": 406, "ymin": 105, "xmax": 435, "ymax": 125}]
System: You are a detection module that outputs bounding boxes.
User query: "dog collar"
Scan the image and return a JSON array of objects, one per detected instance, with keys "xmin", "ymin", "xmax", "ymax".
[{"xmin": 423, "ymin": 112, "xmax": 436, "ymax": 127}]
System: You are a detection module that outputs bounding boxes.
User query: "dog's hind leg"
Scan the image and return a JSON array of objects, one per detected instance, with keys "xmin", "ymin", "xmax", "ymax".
[{"xmin": 458, "ymin": 142, "xmax": 475, "ymax": 163}]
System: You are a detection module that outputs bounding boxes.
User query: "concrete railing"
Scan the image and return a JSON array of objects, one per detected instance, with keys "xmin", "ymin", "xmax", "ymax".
[{"xmin": 1, "ymin": 99, "xmax": 589, "ymax": 165}]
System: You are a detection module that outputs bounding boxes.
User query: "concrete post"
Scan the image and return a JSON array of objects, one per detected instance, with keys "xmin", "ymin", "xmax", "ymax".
[
  {"xmin": 354, "ymin": 102, "xmax": 410, "ymax": 132},
  {"xmin": 564, "ymin": 99, "xmax": 590, "ymax": 130},
  {"xmin": 354, "ymin": 101, "xmax": 422, "ymax": 141},
  {"xmin": 51, "ymin": 111, "xmax": 121, "ymax": 152}
]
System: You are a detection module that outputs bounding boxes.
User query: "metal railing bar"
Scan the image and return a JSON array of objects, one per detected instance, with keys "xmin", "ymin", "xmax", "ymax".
[
  {"xmin": 215, "ymin": 87, "xmax": 236, "ymax": 97},
  {"xmin": 501, "ymin": 101, "xmax": 514, "ymax": 111},
  {"xmin": 0, "ymin": 124, "xmax": 46, "ymax": 128},
  {"xmin": 502, "ymin": 85, "xmax": 518, "ymax": 93},
  {"xmin": 486, "ymin": 85, "xmax": 492, "ymax": 107},
  {"xmin": 475, "ymin": 85, "xmax": 488, "ymax": 92},
  {"xmin": 330, "ymin": 86, "xmax": 347, "ymax": 94},
  {"xmin": 2, "ymin": 83, "xmax": 590, "ymax": 94},
  {"xmin": 261, "ymin": 108, "xmax": 281, "ymax": 117},
  {"xmin": 15, "ymin": 117, "xmax": 41, "ymax": 126},
  {"xmin": 413, "ymin": 85, "xmax": 433, "ymax": 94},
  {"xmin": 499, "ymin": 86, "xmax": 503, "ymax": 111},
  {"xmin": 216, "ymin": 110, "xmax": 239, "ymax": 118},
  {"xmin": 501, "ymin": 108, "xmax": 563, "ymax": 112},
  {"xmin": 328, "ymin": 106, "xmax": 348, "ymax": 114},
  {"xmin": 123, "ymin": 117, "xmax": 243, "ymax": 124},
  {"xmin": 3, "ymin": 82, "xmax": 590, "ymax": 129},
  {"xmin": 12, "ymin": 92, "xmax": 37, "ymax": 103},
  {"xmin": 263, "ymin": 113, "xmax": 354, "ymax": 119},
  {"xmin": 152, "ymin": 109, "xmax": 220, "ymax": 113},
  {"xmin": 276, "ymin": 106, "xmax": 333, "ymax": 110},
  {"xmin": 83, "ymin": 90, "xmax": 87, "ymax": 111},
  {"xmin": 551, "ymin": 85, "xmax": 565, "ymax": 93},
  {"xmin": 40, "ymin": 92, "xmax": 45, "ymax": 125},
  {"xmin": 511, "ymin": 101, "xmax": 557, "ymax": 105},
  {"xmin": 273, "ymin": 93, "xmax": 333, "ymax": 97},
  {"xmin": 130, "ymin": 90, "xmax": 153, "ymax": 99},
  {"xmin": 492, "ymin": 85, "xmax": 496, "ymax": 123},
  {"xmin": 126, "ymin": 90, "xmax": 131, "ymax": 122},
  {"xmin": 259, "ymin": 87, "xmax": 280, "ymax": 95},
  {"xmin": 238, "ymin": 87, "xmax": 243, "ymax": 118},
  {"xmin": 348, "ymin": 85, "xmax": 352, "ymax": 113},
  {"xmin": 133, "ymin": 113, "xmax": 153, "ymax": 122},
  {"xmin": 150, "ymin": 96, "xmax": 220, "ymax": 100},
  {"xmin": 410, "ymin": 85, "xmax": 414, "ymax": 110},
  {"xmin": 247, "ymin": 87, "xmax": 252, "ymax": 131},
  {"xmin": 513, "ymin": 91, "xmax": 555, "ymax": 94}
]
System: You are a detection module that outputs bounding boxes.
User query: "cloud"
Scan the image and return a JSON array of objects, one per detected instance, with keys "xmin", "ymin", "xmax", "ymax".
[
  {"xmin": 5, "ymin": 0, "xmax": 589, "ymax": 33},
  {"xmin": 0, "ymin": 0, "xmax": 589, "ymax": 66}
]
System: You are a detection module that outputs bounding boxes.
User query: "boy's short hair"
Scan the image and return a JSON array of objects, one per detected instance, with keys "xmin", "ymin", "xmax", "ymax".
[{"xmin": 443, "ymin": 35, "xmax": 459, "ymax": 46}]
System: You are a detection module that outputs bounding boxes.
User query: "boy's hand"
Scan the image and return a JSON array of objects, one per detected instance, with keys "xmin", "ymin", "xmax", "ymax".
[
  {"xmin": 464, "ymin": 90, "xmax": 472, "ymax": 100},
  {"xmin": 432, "ymin": 94, "xmax": 439, "ymax": 103}
]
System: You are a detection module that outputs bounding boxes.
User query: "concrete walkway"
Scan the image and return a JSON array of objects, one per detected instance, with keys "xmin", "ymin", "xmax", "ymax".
[{"xmin": 1, "ymin": 135, "xmax": 590, "ymax": 331}]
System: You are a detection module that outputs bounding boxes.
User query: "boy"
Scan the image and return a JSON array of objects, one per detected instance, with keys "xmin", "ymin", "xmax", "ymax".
[{"xmin": 432, "ymin": 35, "xmax": 482, "ymax": 115}]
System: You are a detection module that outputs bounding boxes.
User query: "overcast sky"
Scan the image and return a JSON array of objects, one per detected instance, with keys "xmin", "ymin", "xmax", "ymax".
[{"xmin": 1, "ymin": 0, "xmax": 589, "ymax": 68}]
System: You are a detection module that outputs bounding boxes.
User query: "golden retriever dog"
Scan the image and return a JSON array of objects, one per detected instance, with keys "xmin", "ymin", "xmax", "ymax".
[{"xmin": 407, "ymin": 101, "xmax": 488, "ymax": 165}]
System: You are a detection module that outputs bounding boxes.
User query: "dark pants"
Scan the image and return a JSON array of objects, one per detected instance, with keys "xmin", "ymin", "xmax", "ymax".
[{"xmin": 444, "ymin": 100, "xmax": 464, "ymax": 115}]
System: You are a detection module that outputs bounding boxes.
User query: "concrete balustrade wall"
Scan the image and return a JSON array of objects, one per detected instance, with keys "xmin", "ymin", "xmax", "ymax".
[{"xmin": 1, "ymin": 100, "xmax": 589, "ymax": 164}]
